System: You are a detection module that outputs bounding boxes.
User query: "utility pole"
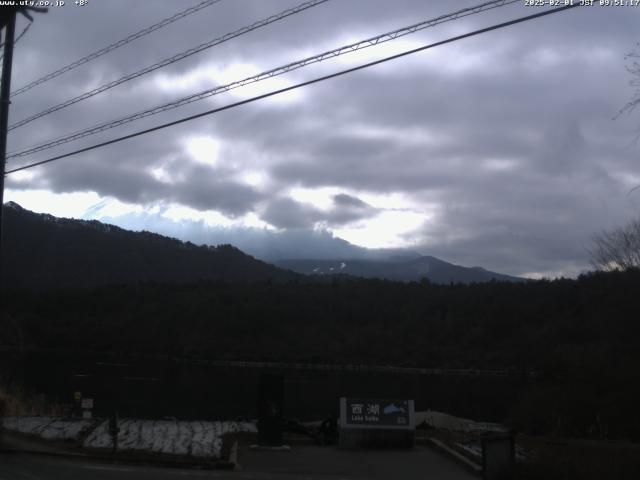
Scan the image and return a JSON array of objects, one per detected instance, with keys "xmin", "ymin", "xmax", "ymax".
[
  {"xmin": 0, "ymin": 6, "xmax": 46, "ymax": 293},
  {"xmin": 0, "ymin": 12, "xmax": 17, "ymax": 445},
  {"xmin": 0, "ymin": 9, "xmax": 17, "ymax": 293}
]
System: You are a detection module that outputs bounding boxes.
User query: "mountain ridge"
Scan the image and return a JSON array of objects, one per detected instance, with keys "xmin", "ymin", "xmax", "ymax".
[
  {"xmin": 1, "ymin": 202, "xmax": 300, "ymax": 289},
  {"xmin": 275, "ymin": 255, "xmax": 524, "ymax": 284},
  {"xmin": 2, "ymin": 202, "xmax": 522, "ymax": 288}
]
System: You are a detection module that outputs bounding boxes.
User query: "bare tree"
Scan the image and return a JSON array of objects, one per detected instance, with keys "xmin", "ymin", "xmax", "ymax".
[
  {"xmin": 589, "ymin": 217, "xmax": 640, "ymax": 271},
  {"xmin": 617, "ymin": 44, "xmax": 640, "ymax": 119},
  {"xmin": 617, "ymin": 46, "xmax": 640, "ymax": 197}
]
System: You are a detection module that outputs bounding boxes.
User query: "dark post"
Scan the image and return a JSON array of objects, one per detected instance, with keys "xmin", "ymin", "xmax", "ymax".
[
  {"xmin": 482, "ymin": 431, "xmax": 515, "ymax": 480},
  {"xmin": 0, "ymin": 392, "xmax": 5, "ymax": 448},
  {"xmin": 108, "ymin": 412, "xmax": 120, "ymax": 454},
  {"xmin": 257, "ymin": 374, "xmax": 284, "ymax": 446},
  {"xmin": 0, "ymin": 10, "xmax": 16, "ymax": 295}
]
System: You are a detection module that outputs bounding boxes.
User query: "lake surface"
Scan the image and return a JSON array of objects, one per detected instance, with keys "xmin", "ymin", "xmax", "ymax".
[{"xmin": 1, "ymin": 351, "xmax": 531, "ymax": 422}]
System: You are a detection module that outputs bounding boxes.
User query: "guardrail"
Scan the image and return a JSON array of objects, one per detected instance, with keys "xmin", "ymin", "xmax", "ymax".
[{"xmin": 173, "ymin": 358, "xmax": 537, "ymax": 378}]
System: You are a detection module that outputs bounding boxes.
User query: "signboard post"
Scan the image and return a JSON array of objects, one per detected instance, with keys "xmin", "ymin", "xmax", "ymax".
[
  {"xmin": 108, "ymin": 413, "xmax": 120, "ymax": 454},
  {"xmin": 339, "ymin": 397, "xmax": 415, "ymax": 449},
  {"xmin": 73, "ymin": 391, "xmax": 82, "ymax": 418},
  {"xmin": 481, "ymin": 432, "xmax": 515, "ymax": 480},
  {"xmin": 81, "ymin": 398, "xmax": 94, "ymax": 419},
  {"xmin": 257, "ymin": 374, "xmax": 285, "ymax": 446}
]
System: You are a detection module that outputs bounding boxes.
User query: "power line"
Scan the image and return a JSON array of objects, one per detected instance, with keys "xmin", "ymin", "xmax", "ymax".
[
  {"xmin": 8, "ymin": 0, "xmax": 331, "ymax": 132},
  {"xmin": 13, "ymin": 20, "xmax": 31, "ymax": 43},
  {"xmin": 0, "ymin": 19, "xmax": 31, "ymax": 49},
  {"xmin": 7, "ymin": 0, "xmax": 520, "ymax": 159},
  {"xmin": 0, "ymin": 20, "xmax": 31, "ymax": 62},
  {"xmin": 7, "ymin": 0, "xmax": 517, "ymax": 155},
  {"xmin": 5, "ymin": 4, "xmax": 580, "ymax": 176},
  {"xmin": 10, "ymin": 0, "xmax": 224, "ymax": 98}
]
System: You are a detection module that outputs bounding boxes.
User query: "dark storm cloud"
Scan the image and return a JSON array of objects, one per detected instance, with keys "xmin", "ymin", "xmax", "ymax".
[
  {"xmin": 328, "ymin": 193, "xmax": 378, "ymax": 225},
  {"xmin": 260, "ymin": 193, "xmax": 378, "ymax": 229},
  {"xmin": 261, "ymin": 196, "xmax": 322, "ymax": 229},
  {"xmin": 21, "ymin": 139, "xmax": 265, "ymax": 217},
  {"xmin": 332, "ymin": 193, "xmax": 368, "ymax": 208},
  {"xmin": 5, "ymin": 0, "xmax": 640, "ymax": 276},
  {"xmin": 175, "ymin": 164, "xmax": 265, "ymax": 216}
]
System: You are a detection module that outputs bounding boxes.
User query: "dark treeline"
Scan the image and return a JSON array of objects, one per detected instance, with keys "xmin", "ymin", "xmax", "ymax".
[{"xmin": 2, "ymin": 269, "xmax": 640, "ymax": 440}]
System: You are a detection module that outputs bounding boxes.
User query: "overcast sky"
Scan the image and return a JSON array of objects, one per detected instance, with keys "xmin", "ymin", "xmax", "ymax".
[{"xmin": 4, "ymin": 0, "xmax": 640, "ymax": 278}]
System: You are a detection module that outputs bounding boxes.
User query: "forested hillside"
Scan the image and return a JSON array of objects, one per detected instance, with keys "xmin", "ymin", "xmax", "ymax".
[
  {"xmin": 1, "ymin": 202, "xmax": 299, "ymax": 289},
  {"xmin": 3, "ymin": 269, "xmax": 640, "ymax": 439}
]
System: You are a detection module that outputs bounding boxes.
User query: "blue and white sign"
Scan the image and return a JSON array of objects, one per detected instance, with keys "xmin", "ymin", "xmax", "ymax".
[{"xmin": 340, "ymin": 397, "xmax": 415, "ymax": 429}]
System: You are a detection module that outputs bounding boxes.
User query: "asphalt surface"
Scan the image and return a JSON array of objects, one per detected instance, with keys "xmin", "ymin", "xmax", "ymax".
[
  {"xmin": 0, "ymin": 453, "xmax": 230, "ymax": 480},
  {"xmin": 239, "ymin": 444, "xmax": 478, "ymax": 479},
  {"xmin": 0, "ymin": 445, "xmax": 477, "ymax": 480}
]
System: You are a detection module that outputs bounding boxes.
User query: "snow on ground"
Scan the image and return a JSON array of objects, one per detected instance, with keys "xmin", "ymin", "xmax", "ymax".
[
  {"xmin": 83, "ymin": 419, "xmax": 257, "ymax": 459},
  {"xmin": 2, "ymin": 416, "xmax": 257, "ymax": 459},
  {"xmin": 1, "ymin": 416, "xmax": 95, "ymax": 440},
  {"xmin": 415, "ymin": 410, "xmax": 507, "ymax": 433},
  {"xmin": 456, "ymin": 440, "xmax": 483, "ymax": 459},
  {"xmin": 455, "ymin": 440, "xmax": 532, "ymax": 462}
]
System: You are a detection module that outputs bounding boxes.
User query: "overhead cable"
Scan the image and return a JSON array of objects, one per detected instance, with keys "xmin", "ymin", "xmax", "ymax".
[
  {"xmin": 8, "ymin": 0, "xmax": 331, "ymax": 131},
  {"xmin": 10, "ymin": 0, "xmax": 224, "ymax": 97},
  {"xmin": 0, "ymin": 20, "xmax": 32, "ymax": 62},
  {"xmin": 0, "ymin": 20, "xmax": 31, "ymax": 49},
  {"xmin": 8, "ymin": 0, "xmax": 520, "ymax": 158},
  {"xmin": 5, "ymin": 4, "xmax": 580, "ymax": 175}
]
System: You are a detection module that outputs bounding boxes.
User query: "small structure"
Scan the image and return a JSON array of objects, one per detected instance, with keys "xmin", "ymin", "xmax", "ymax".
[
  {"xmin": 338, "ymin": 397, "xmax": 415, "ymax": 449},
  {"xmin": 481, "ymin": 432, "xmax": 515, "ymax": 480}
]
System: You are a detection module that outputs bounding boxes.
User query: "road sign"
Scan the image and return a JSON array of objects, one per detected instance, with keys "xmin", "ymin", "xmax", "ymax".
[
  {"xmin": 341, "ymin": 398, "xmax": 414, "ymax": 429},
  {"xmin": 81, "ymin": 398, "xmax": 93, "ymax": 409},
  {"xmin": 339, "ymin": 397, "xmax": 415, "ymax": 449}
]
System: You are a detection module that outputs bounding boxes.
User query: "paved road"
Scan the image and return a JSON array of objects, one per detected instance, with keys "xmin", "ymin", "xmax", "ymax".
[
  {"xmin": 0, "ymin": 445, "xmax": 476, "ymax": 480},
  {"xmin": 239, "ymin": 444, "xmax": 478, "ymax": 479},
  {"xmin": 0, "ymin": 453, "xmax": 230, "ymax": 480}
]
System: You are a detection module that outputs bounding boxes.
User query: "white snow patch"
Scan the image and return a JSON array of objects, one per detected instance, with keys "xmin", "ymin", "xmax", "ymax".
[
  {"xmin": 415, "ymin": 411, "xmax": 507, "ymax": 433},
  {"xmin": 456, "ymin": 440, "xmax": 483, "ymax": 458},
  {"xmin": 82, "ymin": 419, "xmax": 256, "ymax": 459},
  {"xmin": 1, "ymin": 416, "xmax": 95, "ymax": 440},
  {"xmin": 455, "ymin": 440, "xmax": 532, "ymax": 462}
]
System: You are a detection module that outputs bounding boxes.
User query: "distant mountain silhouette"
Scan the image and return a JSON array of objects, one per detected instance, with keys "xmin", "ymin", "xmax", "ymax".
[
  {"xmin": 275, "ymin": 255, "xmax": 524, "ymax": 284},
  {"xmin": 1, "ymin": 202, "xmax": 299, "ymax": 290},
  {"xmin": 1, "ymin": 202, "xmax": 521, "ymax": 288}
]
